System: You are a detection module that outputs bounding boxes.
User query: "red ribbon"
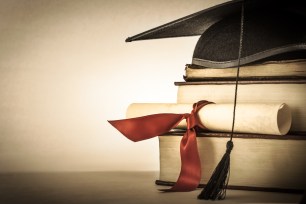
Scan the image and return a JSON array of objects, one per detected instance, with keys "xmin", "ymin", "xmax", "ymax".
[{"xmin": 108, "ymin": 100, "xmax": 213, "ymax": 192}]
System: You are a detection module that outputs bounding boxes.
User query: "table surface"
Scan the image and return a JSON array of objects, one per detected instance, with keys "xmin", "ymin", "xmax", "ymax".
[{"xmin": 0, "ymin": 171, "xmax": 303, "ymax": 204}]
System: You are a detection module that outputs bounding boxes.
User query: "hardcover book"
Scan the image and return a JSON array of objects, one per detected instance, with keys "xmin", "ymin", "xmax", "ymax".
[
  {"xmin": 184, "ymin": 59, "xmax": 306, "ymax": 81},
  {"xmin": 176, "ymin": 79, "xmax": 306, "ymax": 132},
  {"xmin": 157, "ymin": 131, "xmax": 306, "ymax": 192}
]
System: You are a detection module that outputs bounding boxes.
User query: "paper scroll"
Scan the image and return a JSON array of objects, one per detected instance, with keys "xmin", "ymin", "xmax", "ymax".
[{"xmin": 126, "ymin": 103, "xmax": 292, "ymax": 135}]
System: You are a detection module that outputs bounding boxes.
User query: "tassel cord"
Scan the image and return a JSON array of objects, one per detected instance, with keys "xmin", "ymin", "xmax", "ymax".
[
  {"xmin": 198, "ymin": 1, "xmax": 245, "ymax": 200},
  {"xmin": 230, "ymin": 0, "xmax": 245, "ymax": 142},
  {"xmin": 222, "ymin": 1, "xmax": 245, "ymax": 196}
]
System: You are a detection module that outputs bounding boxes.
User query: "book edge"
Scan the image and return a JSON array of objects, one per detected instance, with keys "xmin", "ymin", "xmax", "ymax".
[
  {"xmin": 155, "ymin": 180, "xmax": 304, "ymax": 194},
  {"xmin": 175, "ymin": 78, "xmax": 306, "ymax": 85},
  {"xmin": 161, "ymin": 131, "xmax": 306, "ymax": 140}
]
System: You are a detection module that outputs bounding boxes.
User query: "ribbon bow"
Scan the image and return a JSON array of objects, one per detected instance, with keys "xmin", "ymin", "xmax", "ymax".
[{"xmin": 108, "ymin": 100, "xmax": 213, "ymax": 192}]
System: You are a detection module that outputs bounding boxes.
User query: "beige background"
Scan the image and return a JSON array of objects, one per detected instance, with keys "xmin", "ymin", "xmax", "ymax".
[{"xmin": 0, "ymin": 0, "xmax": 226, "ymax": 172}]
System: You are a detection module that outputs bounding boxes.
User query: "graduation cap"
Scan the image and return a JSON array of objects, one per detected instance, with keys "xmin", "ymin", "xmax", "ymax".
[
  {"xmin": 124, "ymin": 0, "xmax": 306, "ymax": 201},
  {"xmin": 126, "ymin": 0, "xmax": 306, "ymax": 68}
]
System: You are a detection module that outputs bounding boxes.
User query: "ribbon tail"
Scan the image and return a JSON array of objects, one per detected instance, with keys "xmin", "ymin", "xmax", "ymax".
[
  {"xmin": 161, "ymin": 129, "xmax": 201, "ymax": 192},
  {"xmin": 108, "ymin": 113, "xmax": 186, "ymax": 142}
]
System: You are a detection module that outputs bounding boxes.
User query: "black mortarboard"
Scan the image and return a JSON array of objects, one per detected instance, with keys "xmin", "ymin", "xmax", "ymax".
[{"xmin": 126, "ymin": 0, "xmax": 306, "ymax": 68}]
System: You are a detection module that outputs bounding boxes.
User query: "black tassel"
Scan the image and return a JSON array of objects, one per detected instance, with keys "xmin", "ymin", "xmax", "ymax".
[
  {"xmin": 198, "ymin": 140, "xmax": 233, "ymax": 200},
  {"xmin": 198, "ymin": 0, "xmax": 244, "ymax": 200}
]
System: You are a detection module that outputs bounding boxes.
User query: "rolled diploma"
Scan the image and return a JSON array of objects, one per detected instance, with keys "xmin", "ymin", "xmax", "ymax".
[{"xmin": 126, "ymin": 103, "xmax": 292, "ymax": 135}]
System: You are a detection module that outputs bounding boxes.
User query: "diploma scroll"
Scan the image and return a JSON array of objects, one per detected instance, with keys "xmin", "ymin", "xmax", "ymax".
[{"xmin": 126, "ymin": 103, "xmax": 292, "ymax": 135}]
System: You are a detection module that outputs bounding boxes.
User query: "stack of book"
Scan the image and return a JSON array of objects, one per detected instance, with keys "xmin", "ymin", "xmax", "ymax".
[
  {"xmin": 179, "ymin": 60, "xmax": 306, "ymax": 132},
  {"xmin": 156, "ymin": 59, "xmax": 306, "ymax": 192},
  {"xmin": 121, "ymin": 0, "xmax": 306, "ymax": 193}
]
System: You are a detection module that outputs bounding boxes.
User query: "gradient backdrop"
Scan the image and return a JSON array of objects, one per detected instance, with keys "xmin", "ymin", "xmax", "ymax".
[{"xmin": 0, "ymin": 0, "xmax": 226, "ymax": 172}]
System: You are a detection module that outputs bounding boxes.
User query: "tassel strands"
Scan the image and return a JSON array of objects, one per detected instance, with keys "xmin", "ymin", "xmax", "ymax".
[
  {"xmin": 198, "ymin": 0, "xmax": 245, "ymax": 200},
  {"xmin": 197, "ymin": 141, "xmax": 233, "ymax": 200}
]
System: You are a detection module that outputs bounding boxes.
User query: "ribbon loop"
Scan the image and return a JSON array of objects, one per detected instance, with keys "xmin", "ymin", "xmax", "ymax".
[
  {"xmin": 186, "ymin": 114, "xmax": 196, "ymax": 129},
  {"xmin": 108, "ymin": 100, "xmax": 213, "ymax": 192}
]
